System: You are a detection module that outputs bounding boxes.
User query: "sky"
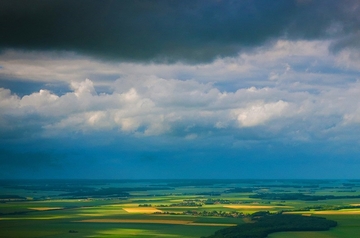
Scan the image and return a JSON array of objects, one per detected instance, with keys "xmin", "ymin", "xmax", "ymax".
[{"xmin": 1, "ymin": 0, "xmax": 360, "ymax": 179}]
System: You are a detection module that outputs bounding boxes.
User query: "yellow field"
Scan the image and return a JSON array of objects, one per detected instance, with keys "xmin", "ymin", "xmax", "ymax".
[
  {"xmin": 123, "ymin": 207, "xmax": 162, "ymax": 213},
  {"xmin": 300, "ymin": 213, "xmax": 312, "ymax": 216},
  {"xmin": 314, "ymin": 210, "xmax": 360, "ymax": 215}
]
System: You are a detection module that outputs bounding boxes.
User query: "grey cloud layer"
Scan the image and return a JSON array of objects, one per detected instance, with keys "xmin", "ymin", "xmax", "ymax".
[
  {"xmin": 1, "ymin": 0, "xmax": 359, "ymax": 62},
  {"xmin": 1, "ymin": 40, "xmax": 360, "ymax": 143},
  {"xmin": 1, "ymin": 76, "xmax": 359, "ymax": 143},
  {"xmin": 1, "ymin": 36, "xmax": 360, "ymax": 178}
]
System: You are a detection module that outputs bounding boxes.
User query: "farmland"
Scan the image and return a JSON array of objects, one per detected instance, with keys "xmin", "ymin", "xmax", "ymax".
[{"xmin": 1, "ymin": 179, "xmax": 360, "ymax": 237}]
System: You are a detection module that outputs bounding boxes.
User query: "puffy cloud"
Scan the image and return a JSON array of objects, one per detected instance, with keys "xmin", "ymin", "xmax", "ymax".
[
  {"xmin": 234, "ymin": 100, "xmax": 289, "ymax": 127},
  {"xmin": 71, "ymin": 79, "xmax": 96, "ymax": 97},
  {"xmin": 1, "ymin": 38, "xmax": 360, "ymax": 144},
  {"xmin": 0, "ymin": 87, "xmax": 19, "ymax": 108},
  {"xmin": 20, "ymin": 89, "xmax": 59, "ymax": 108},
  {"xmin": 1, "ymin": 75, "xmax": 360, "ymax": 143}
]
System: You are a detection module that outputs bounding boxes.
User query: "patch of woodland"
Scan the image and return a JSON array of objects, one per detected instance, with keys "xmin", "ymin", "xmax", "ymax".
[{"xmin": 202, "ymin": 212, "xmax": 337, "ymax": 238}]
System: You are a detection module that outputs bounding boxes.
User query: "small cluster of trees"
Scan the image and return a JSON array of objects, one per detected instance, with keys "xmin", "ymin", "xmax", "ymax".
[
  {"xmin": 153, "ymin": 211, "xmax": 182, "ymax": 215},
  {"xmin": 183, "ymin": 210, "xmax": 244, "ymax": 218},
  {"xmin": 153, "ymin": 210, "xmax": 244, "ymax": 218},
  {"xmin": 156, "ymin": 202, "xmax": 202, "ymax": 207},
  {"xmin": 0, "ymin": 195, "xmax": 26, "ymax": 201},
  {"xmin": 203, "ymin": 198, "xmax": 231, "ymax": 205},
  {"xmin": 141, "ymin": 198, "xmax": 270, "ymax": 207}
]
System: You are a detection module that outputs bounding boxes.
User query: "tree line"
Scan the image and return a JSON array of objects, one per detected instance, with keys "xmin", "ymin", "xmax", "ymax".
[{"xmin": 202, "ymin": 213, "xmax": 337, "ymax": 238}]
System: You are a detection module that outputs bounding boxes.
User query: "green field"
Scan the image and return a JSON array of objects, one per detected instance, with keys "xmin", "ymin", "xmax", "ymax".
[{"xmin": 1, "ymin": 179, "xmax": 360, "ymax": 237}]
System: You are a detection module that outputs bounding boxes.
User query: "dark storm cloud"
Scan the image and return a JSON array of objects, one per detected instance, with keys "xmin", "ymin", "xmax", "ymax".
[{"xmin": 1, "ymin": 0, "xmax": 359, "ymax": 63}]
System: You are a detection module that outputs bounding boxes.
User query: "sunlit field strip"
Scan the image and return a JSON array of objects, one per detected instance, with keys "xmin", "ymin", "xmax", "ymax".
[
  {"xmin": 284, "ymin": 209, "xmax": 360, "ymax": 215},
  {"xmin": 28, "ymin": 207, "xmax": 63, "ymax": 211},
  {"xmin": 223, "ymin": 205, "xmax": 293, "ymax": 209},
  {"xmin": 123, "ymin": 207, "xmax": 163, "ymax": 213},
  {"xmin": 76, "ymin": 219, "xmax": 236, "ymax": 226}
]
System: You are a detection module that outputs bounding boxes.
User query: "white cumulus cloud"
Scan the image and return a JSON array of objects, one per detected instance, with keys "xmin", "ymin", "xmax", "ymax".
[{"xmin": 234, "ymin": 100, "xmax": 289, "ymax": 127}]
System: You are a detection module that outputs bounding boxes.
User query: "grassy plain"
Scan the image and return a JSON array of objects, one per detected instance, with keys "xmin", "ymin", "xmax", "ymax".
[{"xmin": 1, "ymin": 179, "xmax": 360, "ymax": 237}]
